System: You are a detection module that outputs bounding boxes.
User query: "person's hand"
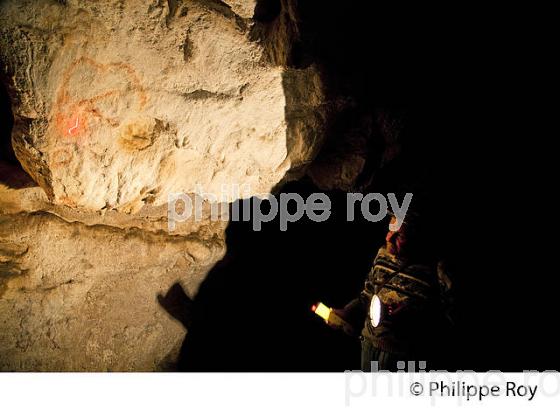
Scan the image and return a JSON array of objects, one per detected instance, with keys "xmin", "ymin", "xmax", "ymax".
[{"xmin": 329, "ymin": 307, "xmax": 359, "ymax": 337}]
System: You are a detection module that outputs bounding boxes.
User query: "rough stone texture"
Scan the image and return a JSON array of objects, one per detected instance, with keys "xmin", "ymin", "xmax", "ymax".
[
  {"xmin": 307, "ymin": 110, "xmax": 405, "ymax": 191},
  {"xmin": 0, "ymin": 0, "xmax": 327, "ymax": 370},
  {"xmin": 0, "ymin": 0, "xmax": 331, "ymax": 371},
  {"xmin": 0, "ymin": 162, "xmax": 226, "ymax": 370},
  {"xmin": 0, "ymin": 0, "xmax": 324, "ymax": 212},
  {"xmin": 223, "ymin": 0, "xmax": 257, "ymax": 18}
]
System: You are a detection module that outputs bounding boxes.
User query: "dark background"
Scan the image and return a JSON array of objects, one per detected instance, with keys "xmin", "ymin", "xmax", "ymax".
[{"xmin": 175, "ymin": 1, "xmax": 555, "ymax": 371}]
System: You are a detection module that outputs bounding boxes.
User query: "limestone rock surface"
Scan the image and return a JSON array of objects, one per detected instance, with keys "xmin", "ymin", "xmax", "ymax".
[
  {"xmin": 0, "ymin": 163, "xmax": 226, "ymax": 370},
  {"xmin": 0, "ymin": 0, "xmax": 326, "ymax": 371},
  {"xmin": 0, "ymin": 0, "xmax": 324, "ymax": 212}
]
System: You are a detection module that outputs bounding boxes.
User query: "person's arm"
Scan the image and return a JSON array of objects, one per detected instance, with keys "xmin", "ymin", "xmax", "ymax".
[
  {"xmin": 330, "ymin": 248, "xmax": 384, "ymax": 336},
  {"xmin": 330, "ymin": 293, "xmax": 369, "ymax": 336}
]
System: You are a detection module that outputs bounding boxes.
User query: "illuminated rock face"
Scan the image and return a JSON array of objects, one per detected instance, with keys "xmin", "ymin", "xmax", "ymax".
[
  {"xmin": 0, "ymin": 0, "xmax": 325, "ymax": 370},
  {"xmin": 0, "ymin": 163, "xmax": 227, "ymax": 371},
  {"xmin": 0, "ymin": 0, "xmax": 324, "ymax": 212}
]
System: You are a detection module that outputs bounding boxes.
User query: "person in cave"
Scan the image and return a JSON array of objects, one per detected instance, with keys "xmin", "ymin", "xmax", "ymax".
[{"xmin": 331, "ymin": 210, "xmax": 453, "ymax": 371}]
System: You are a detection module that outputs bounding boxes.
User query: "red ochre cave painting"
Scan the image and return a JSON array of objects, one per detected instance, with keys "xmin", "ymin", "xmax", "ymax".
[{"xmin": 50, "ymin": 57, "xmax": 148, "ymax": 167}]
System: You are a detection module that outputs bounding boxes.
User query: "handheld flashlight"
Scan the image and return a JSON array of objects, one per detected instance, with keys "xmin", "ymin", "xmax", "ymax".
[{"xmin": 311, "ymin": 302, "xmax": 349, "ymax": 328}]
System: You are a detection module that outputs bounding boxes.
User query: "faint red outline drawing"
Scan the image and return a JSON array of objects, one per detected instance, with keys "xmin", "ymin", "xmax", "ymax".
[{"xmin": 52, "ymin": 56, "xmax": 148, "ymax": 140}]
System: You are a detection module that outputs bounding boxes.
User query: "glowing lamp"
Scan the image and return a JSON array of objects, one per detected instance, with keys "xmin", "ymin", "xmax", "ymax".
[{"xmin": 369, "ymin": 294, "xmax": 382, "ymax": 327}]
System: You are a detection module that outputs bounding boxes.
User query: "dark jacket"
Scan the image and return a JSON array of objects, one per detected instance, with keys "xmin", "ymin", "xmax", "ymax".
[{"xmin": 346, "ymin": 246, "xmax": 451, "ymax": 355}]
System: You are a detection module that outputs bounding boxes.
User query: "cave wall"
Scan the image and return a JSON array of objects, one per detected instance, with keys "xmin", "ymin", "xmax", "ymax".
[
  {"xmin": 0, "ymin": 0, "xmax": 325, "ymax": 210},
  {"xmin": 0, "ymin": 0, "xmax": 327, "ymax": 371},
  {"xmin": 0, "ymin": 161, "xmax": 227, "ymax": 370}
]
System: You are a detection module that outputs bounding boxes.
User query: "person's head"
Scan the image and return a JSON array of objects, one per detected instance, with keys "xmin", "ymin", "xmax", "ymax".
[
  {"xmin": 385, "ymin": 215, "xmax": 410, "ymax": 256},
  {"xmin": 384, "ymin": 209, "xmax": 431, "ymax": 259},
  {"xmin": 385, "ymin": 211, "xmax": 439, "ymax": 263}
]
